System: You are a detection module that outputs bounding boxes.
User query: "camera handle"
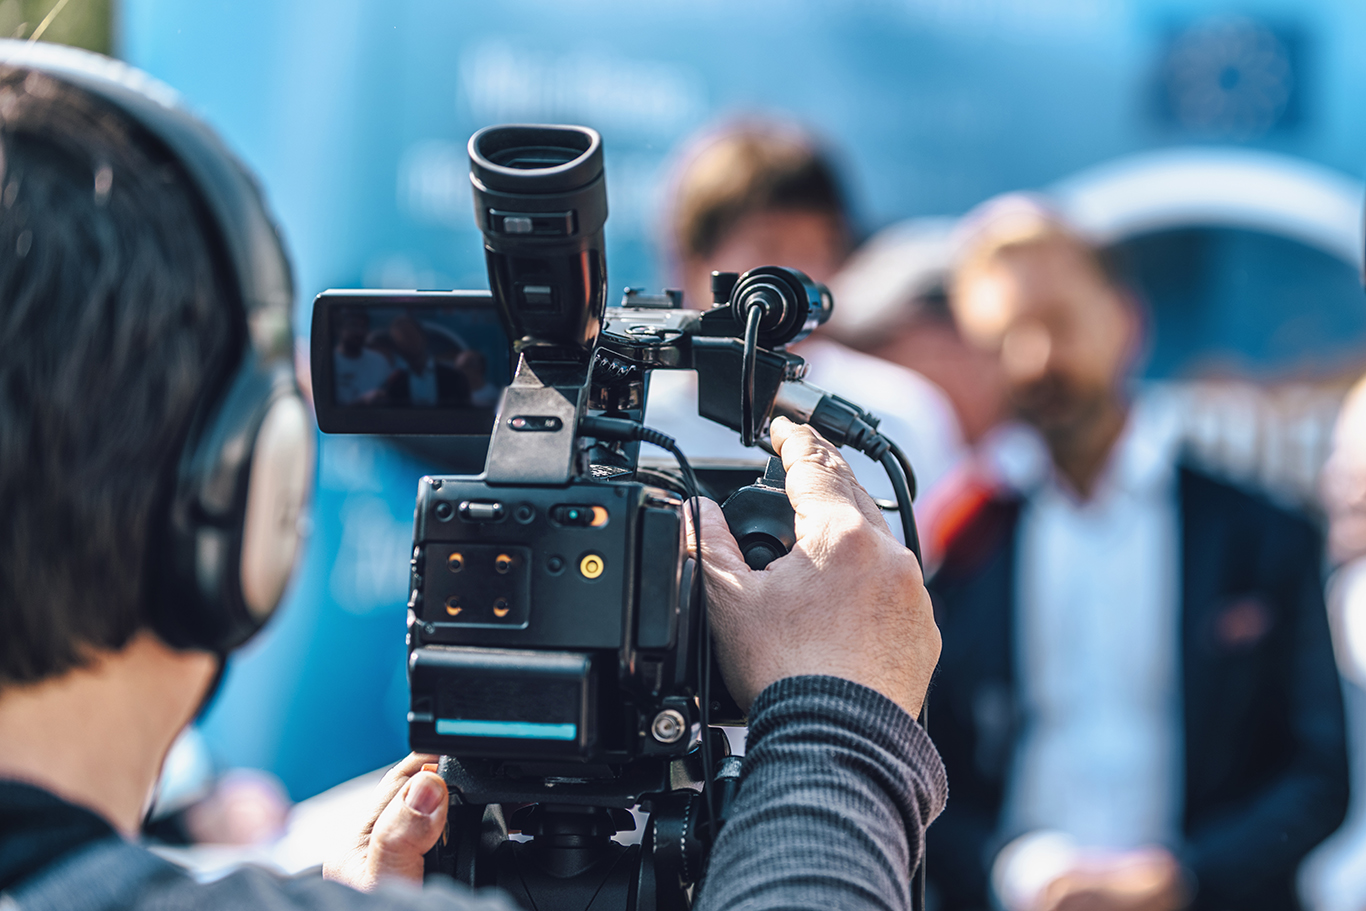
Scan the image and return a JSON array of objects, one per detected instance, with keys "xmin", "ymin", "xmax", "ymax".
[{"xmin": 720, "ymin": 457, "xmax": 794, "ymax": 570}]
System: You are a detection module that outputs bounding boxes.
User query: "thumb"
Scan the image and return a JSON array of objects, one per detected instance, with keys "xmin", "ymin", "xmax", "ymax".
[{"xmin": 366, "ymin": 771, "xmax": 448, "ymax": 885}]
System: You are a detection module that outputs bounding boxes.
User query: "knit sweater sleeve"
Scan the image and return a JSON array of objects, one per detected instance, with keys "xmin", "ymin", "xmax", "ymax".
[{"xmin": 695, "ymin": 675, "xmax": 948, "ymax": 911}]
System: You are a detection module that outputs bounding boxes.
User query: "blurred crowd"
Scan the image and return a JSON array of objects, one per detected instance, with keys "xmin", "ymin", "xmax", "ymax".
[
  {"xmin": 164, "ymin": 113, "xmax": 1366, "ymax": 911},
  {"xmin": 639, "ymin": 121, "xmax": 1364, "ymax": 911}
]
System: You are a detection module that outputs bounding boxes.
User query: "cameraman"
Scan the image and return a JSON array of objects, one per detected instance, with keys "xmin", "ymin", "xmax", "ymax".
[{"xmin": 0, "ymin": 47, "xmax": 945, "ymax": 911}]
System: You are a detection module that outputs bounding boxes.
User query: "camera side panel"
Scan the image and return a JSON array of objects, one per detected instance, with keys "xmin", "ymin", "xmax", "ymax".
[{"xmin": 411, "ymin": 477, "xmax": 639, "ymax": 650}]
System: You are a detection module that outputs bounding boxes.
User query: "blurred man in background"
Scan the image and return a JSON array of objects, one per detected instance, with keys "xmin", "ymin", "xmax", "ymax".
[
  {"xmin": 645, "ymin": 118, "xmax": 964, "ymax": 503},
  {"xmin": 927, "ymin": 195, "xmax": 1348, "ymax": 911},
  {"xmin": 825, "ymin": 219, "xmax": 1008, "ymax": 448}
]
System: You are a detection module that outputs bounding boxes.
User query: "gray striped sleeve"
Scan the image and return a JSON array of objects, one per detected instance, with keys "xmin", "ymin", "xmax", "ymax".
[{"xmin": 696, "ymin": 675, "xmax": 947, "ymax": 911}]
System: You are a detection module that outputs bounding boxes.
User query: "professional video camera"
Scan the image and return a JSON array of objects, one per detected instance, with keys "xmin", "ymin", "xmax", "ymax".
[{"xmin": 310, "ymin": 124, "xmax": 922, "ymax": 910}]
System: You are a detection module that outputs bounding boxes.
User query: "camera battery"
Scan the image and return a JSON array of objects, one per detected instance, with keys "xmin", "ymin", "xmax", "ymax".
[{"xmin": 408, "ymin": 646, "xmax": 595, "ymax": 759}]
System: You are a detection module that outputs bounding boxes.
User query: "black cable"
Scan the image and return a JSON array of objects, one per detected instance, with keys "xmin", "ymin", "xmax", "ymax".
[
  {"xmin": 656, "ymin": 437, "xmax": 720, "ymax": 842},
  {"xmin": 580, "ymin": 416, "xmax": 720, "ymax": 839},
  {"xmin": 740, "ymin": 304, "xmax": 764, "ymax": 448},
  {"xmin": 885, "ymin": 437, "xmax": 919, "ymax": 503},
  {"xmin": 878, "ymin": 449, "xmax": 922, "ymax": 565},
  {"xmin": 875, "ymin": 441, "xmax": 927, "ymax": 911}
]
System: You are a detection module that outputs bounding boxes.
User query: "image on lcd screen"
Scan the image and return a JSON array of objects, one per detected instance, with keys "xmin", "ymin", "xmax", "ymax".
[{"xmin": 330, "ymin": 304, "xmax": 509, "ymax": 409}]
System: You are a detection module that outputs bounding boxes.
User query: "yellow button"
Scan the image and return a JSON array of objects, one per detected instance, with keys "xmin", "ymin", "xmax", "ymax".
[{"xmin": 579, "ymin": 554, "xmax": 604, "ymax": 579}]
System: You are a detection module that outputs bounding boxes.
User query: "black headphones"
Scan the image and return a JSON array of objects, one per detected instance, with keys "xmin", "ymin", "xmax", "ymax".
[{"xmin": 0, "ymin": 40, "xmax": 312, "ymax": 654}]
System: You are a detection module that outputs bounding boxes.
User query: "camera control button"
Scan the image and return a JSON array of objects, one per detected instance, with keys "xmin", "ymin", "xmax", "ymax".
[
  {"xmin": 551, "ymin": 504, "xmax": 609, "ymax": 527},
  {"xmin": 651, "ymin": 709, "xmax": 687, "ymax": 744},
  {"xmin": 579, "ymin": 554, "xmax": 605, "ymax": 579},
  {"xmin": 459, "ymin": 500, "xmax": 505, "ymax": 522}
]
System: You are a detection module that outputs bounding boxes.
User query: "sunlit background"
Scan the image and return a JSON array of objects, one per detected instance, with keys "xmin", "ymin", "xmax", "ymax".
[{"xmin": 121, "ymin": 0, "xmax": 1366, "ymax": 792}]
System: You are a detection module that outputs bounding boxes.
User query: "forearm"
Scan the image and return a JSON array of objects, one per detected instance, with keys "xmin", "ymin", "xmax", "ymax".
[{"xmin": 695, "ymin": 676, "xmax": 947, "ymax": 911}]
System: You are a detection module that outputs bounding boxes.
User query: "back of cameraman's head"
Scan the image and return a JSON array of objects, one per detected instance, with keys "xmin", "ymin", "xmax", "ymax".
[
  {"xmin": 0, "ymin": 66, "xmax": 234, "ymax": 687},
  {"xmin": 668, "ymin": 119, "xmax": 852, "ymax": 310}
]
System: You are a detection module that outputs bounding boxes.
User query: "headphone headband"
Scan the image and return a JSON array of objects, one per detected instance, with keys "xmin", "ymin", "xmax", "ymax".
[{"xmin": 0, "ymin": 39, "xmax": 294, "ymax": 343}]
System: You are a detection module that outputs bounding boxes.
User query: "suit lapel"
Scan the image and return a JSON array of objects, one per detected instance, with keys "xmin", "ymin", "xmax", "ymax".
[{"xmin": 1178, "ymin": 468, "xmax": 1231, "ymax": 819}]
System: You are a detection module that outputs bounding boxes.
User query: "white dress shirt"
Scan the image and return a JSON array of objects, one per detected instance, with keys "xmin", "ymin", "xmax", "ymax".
[{"xmin": 988, "ymin": 396, "xmax": 1187, "ymax": 911}]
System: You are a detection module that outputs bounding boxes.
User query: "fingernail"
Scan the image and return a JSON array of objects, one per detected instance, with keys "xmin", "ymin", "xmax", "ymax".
[{"xmin": 405, "ymin": 775, "xmax": 444, "ymax": 815}]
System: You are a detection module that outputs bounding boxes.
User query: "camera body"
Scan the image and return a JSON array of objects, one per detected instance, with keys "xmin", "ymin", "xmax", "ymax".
[
  {"xmin": 316, "ymin": 286, "xmax": 841, "ymax": 781},
  {"xmin": 399, "ymin": 276, "xmax": 830, "ymax": 770},
  {"xmin": 406, "ymin": 474, "xmax": 696, "ymax": 764},
  {"xmin": 311, "ymin": 279, "xmax": 833, "ymax": 785}
]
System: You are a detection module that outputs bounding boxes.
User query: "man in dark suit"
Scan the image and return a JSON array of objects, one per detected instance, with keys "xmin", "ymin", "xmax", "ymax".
[{"xmin": 927, "ymin": 196, "xmax": 1348, "ymax": 911}]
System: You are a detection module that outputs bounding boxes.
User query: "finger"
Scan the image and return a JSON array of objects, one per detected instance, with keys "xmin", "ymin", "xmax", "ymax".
[
  {"xmin": 837, "ymin": 462, "xmax": 894, "ymax": 533},
  {"xmin": 384, "ymin": 753, "xmax": 440, "ymax": 782},
  {"xmin": 366, "ymin": 770, "xmax": 449, "ymax": 886},
  {"xmin": 685, "ymin": 497, "xmax": 752, "ymax": 577},
  {"xmin": 770, "ymin": 418, "xmax": 883, "ymax": 534},
  {"xmin": 770, "ymin": 418, "xmax": 886, "ymax": 528},
  {"xmin": 853, "ymin": 478, "xmax": 898, "ymax": 540}
]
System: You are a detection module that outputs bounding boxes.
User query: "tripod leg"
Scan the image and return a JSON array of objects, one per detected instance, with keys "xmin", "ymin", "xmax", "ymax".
[
  {"xmin": 633, "ymin": 817, "xmax": 659, "ymax": 911},
  {"xmin": 648, "ymin": 791, "xmax": 704, "ymax": 910}
]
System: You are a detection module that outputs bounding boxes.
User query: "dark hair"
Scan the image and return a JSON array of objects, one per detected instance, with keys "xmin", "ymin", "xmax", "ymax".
[
  {"xmin": 0, "ymin": 68, "xmax": 235, "ymax": 686},
  {"xmin": 671, "ymin": 121, "xmax": 850, "ymax": 262}
]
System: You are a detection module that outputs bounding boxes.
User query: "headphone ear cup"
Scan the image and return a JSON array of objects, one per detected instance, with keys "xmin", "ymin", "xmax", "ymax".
[
  {"xmin": 150, "ymin": 358, "xmax": 308, "ymax": 653},
  {"xmin": 239, "ymin": 393, "xmax": 312, "ymax": 622}
]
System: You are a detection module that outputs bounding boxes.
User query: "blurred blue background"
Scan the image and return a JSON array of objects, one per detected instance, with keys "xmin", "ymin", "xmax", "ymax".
[{"xmin": 116, "ymin": 0, "xmax": 1366, "ymax": 800}]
